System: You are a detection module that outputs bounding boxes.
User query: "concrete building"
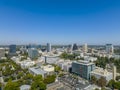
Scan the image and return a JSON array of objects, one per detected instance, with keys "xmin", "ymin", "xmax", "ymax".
[
  {"xmin": 83, "ymin": 43, "xmax": 88, "ymax": 53},
  {"xmin": 47, "ymin": 43, "xmax": 51, "ymax": 52},
  {"xmin": 41, "ymin": 65, "xmax": 54, "ymax": 75},
  {"xmin": 113, "ymin": 66, "xmax": 116, "ymax": 81},
  {"xmin": 106, "ymin": 44, "xmax": 114, "ymax": 54},
  {"xmin": 44, "ymin": 56, "xmax": 59, "ymax": 64},
  {"xmin": 90, "ymin": 67, "xmax": 113, "ymax": 82},
  {"xmin": 20, "ymin": 60, "xmax": 35, "ymax": 69},
  {"xmin": 29, "ymin": 67, "xmax": 47, "ymax": 78},
  {"xmin": 0, "ymin": 48, "xmax": 5, "ymax": 59},
  {"xmin": 72, "ymin": 60, "xmax": 95, "ymax": 80},
  {"xmin": 84, "ymin": 56, "xmax": 97, "ymax": 62},
  {"xmin": 28, "ymin": 48, "xmax": 38, "ymax": 60}
]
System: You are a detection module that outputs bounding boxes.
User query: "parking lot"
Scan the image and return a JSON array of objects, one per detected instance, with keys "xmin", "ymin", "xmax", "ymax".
[{"xmin": 58, "ymin": 74, "xmax": 90, "ymax": 90}]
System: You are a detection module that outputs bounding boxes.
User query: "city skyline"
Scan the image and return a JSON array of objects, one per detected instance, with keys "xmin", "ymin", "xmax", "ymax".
[{"xmin": 0, "ymin": 0, "xmax": 120, "ymax": 45}]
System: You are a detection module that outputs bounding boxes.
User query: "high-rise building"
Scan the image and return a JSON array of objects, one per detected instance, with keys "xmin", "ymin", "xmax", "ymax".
[
  {"xmin": 72, "ymin": 60, "xmax": 95, "ymax": 80},
  {"xmin": 83, "ymin": 43, "xmax": 88, "ymax": 53},
  {"xmin": 47, "ymin": 43, "xmax": 51, "ymax": 52},
  {"xmin": 113, "ymin": 66, "xmax": 116, "ymax": 81},
  {"xmin": 28, "ymin": 48, "xmax": 38, "ymax": 60},
  {"xmin": 9, "ymin": 45, "xmax": 16, "ymax": 55},
  {"xmin": 0, "ymin": 48, "xmax": 5, "ymax": 58},
  {"xmin": 72, "ymin": 43, "xmax": 78, "ymax": 51},
  {"xmin": 106, "ymin": 44, "xmax": 114, "ymax": 54}
]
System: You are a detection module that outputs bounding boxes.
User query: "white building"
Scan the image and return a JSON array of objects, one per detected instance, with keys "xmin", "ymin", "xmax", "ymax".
[
  {"xmin": 41, "ymin": 65, "xmax": 54, "ymax": 74},
  {"xmin": 20, "ymin": 85, "xmax": 31, "ymax": 90},
  {"xmin": 90, "ymin": 67, "xmax": 113, "ymax": 82},
  {"xmin": 58, "ymin": 60, "xmax": 72, "ymax": 72},
  {"xmin": 20, "ymin": 60, "xmax": 35, "ymax": 69},
  {"xmin": 83, "ymin": 43, "xmax": 88, "ymax": 53},
  {"xmin": 84, "ymin": 56, "xmax": 97, "ymax": 62}
]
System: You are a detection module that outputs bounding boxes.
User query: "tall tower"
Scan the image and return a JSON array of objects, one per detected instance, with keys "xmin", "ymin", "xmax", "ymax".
[
  {"xmin": 83, "ymin": 43, "xmax": 88, "ymax": 53},
  {"xmin": 113, "ymin": 65, "xmax": 116, "ymax": 81},
  {"xmin": 72, "ymin": 43, "xmax": 78, "ymax": 51},
  {"xmin": 47, "ymin": 43, "xmax": 51, "ymax": 52},
  {"xmin": 106, "ymin": 44, "xmax": 114, "ymax": 54}
]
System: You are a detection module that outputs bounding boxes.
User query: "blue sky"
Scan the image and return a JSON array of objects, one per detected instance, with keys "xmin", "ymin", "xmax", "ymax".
[{"xmin": 0, "ymin": 0, "xmax": 120, "ymax": 45}]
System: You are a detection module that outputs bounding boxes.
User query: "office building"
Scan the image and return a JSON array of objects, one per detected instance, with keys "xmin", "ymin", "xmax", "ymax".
[
  {"xmin": 28, "ymin": 48, "xmax": 38, "ymax": 59},
  {"xmin": 0, "ymin": 48, "xmax": 5, "ymax": 58},
  {"xmin": 72, "ymin": 43, "xmax": 78, "ymax": 51},
  {"xmin": 90, "ymin": 67, "xmax": 113, "ymax": 82},
  {"xmin": 106, "ymin": 44, "xmax": 114, "ymax": 54},
  {"xmin": 9, "ymin": 45, "xmax": 16, "ymax": 55},
  {"xmin": 47, "ymin": 43, "xmax": 51, "ymax": 52},
  {"xmin": 83, "ymin": 43, "xmax": 88, "ymax": 53},
  {"xmin": 72, "ymin": 60, "xmax": 95, "ymax": 80}
]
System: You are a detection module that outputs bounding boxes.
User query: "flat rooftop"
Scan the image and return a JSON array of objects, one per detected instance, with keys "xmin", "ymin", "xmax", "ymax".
[
  {"xmin": 29, "ymin": 67, "xmax": 47, "ymax": 74},
  {"xmin": 73, "ymin": 60, "xmax": 95, "ymax": 66}
]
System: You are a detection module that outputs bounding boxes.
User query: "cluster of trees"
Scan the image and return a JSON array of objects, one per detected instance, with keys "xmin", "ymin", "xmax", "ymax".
[
  {"xmin": 90, "ymin": 76, "xmax": 107, "ymax": 87},
  {"xmin": 4, "ymin": 74, "xmax": 57, "ymax": 90},
  {"xmin": 60, "ymin": 52, "xmax": 79, "ymax": 60},
  {"xmin": 44, "ymin": 75, "xmax": 56, "ymax": 84},
  {"xmin": 107, "ymin": 79, "xmax": 120, "ymax": 89},
  {"xmin": 31, "ymin": 75, "xmax": 46, "ymax": 90},
  {"xmin": 4, "ymin": 80, "xmax": 20, "ymax": 90},
  {"xmin": 94, "ymin": 57, "xmax": 120, "ymax": 73}
]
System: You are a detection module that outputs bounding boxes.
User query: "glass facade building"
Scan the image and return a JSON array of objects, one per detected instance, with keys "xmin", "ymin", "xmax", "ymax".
[
  {"xmin": 72, "ymin": 61, "xmax": 95, "ymax": 80},
  {"xmin": 28, "ymin": 48, "xmax": 38, "ymax": 60},
  {"xmin": 9, "ymin": 45, "xmax": 16, "ymax": 54}
]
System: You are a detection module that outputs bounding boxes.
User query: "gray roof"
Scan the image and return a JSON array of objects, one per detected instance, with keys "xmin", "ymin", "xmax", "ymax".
[{"xmin": 29, "ymin": 67, "xmax": 47, "ymax": 75}]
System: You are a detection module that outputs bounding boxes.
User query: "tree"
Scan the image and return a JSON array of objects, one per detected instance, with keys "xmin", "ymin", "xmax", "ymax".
[
  {"xmin": 90, "ymin": 75, "xmax": 97, "ymax": 84},
  {"xmin": 97, "ymin": 77, "xmax": 107, "ymax": 87},
  {"xmin": 4, "ymin": 80, "xmax": 20, "ymax": 90},
  {"xmin": 107, "ymin": 79, "xmax": 115, "ymax": 88},
  {"xmin": 94, "ymin": 88, "xmax": 99, "ymax": 90},
  {"xmin": 44, "ymin": 75, "xmax": 56, "ymax": 84},
  {"xmin": 31, "ymin": 80, "xmax": 46, "ymax": 90},
  {"xmin": 114, "ymin": 81, "xmax": 120, "ymax": 89},
  {"xmin": 116, "ymin": 76, "xmax": 120, "ymax": 81},
  {"xmin": 33, "ymin": 75, "xmax": 43, "ymax": 81},
  {"xmin": 55, "ymin": 65, "xmax": 61, "ymax": 72}
]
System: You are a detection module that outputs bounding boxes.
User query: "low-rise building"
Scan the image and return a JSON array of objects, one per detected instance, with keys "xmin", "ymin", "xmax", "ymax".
[
  {"xmin": 20, "ymin": 60, "xmax": 35, "ymax": 69},
  {"xmin": 90, "ymin": 67, "xmax": 113, "ymax": 82},
  {"xmin": 29, "ymin": 67, "xmax": 47, "ymax": 78},
  {"xmin": 41, "ymin": 65, "xmax": 54, "ymax": 75}
]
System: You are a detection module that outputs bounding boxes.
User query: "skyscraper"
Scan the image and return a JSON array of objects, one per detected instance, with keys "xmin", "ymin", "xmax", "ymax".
[
  {"xmin": 83, "ymin": 43, "xmax": 88, "ymax": 53},
  {"xmin": 28, "ymin": 48, "xmax": 38, "ymax": 60},
  {"xmin": 106, "ymin": 44, "xmax": 114, "ymax": 54},
  {"xmin": 72, "ymin": 43, "xmax": 78, "ymax": 51},
  {"xmin": 47, "ymin": 43, "xmax": 51, "ymax": 52},
  {"xmin": 9, "ymin": 45, "xmax": 16, "ymax": 55}
]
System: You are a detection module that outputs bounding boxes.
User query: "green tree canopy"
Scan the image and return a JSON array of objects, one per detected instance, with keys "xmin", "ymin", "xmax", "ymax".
[
  {"xmin": 31, "ymin": 80, "xmax": 46, "ymax": 90},
  {"xmin": 4, "ymin": 80, "xmax": 20, "ymax": 90},
  {"xmin": 97, "ymin": 77, "xmax": 107, "ymax": 87}
]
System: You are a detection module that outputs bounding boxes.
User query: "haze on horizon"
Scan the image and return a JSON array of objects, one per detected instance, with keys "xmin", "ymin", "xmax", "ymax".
[{"xmin": 0, "ymin": 0, "xmax": 120, "ymax": 45}]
